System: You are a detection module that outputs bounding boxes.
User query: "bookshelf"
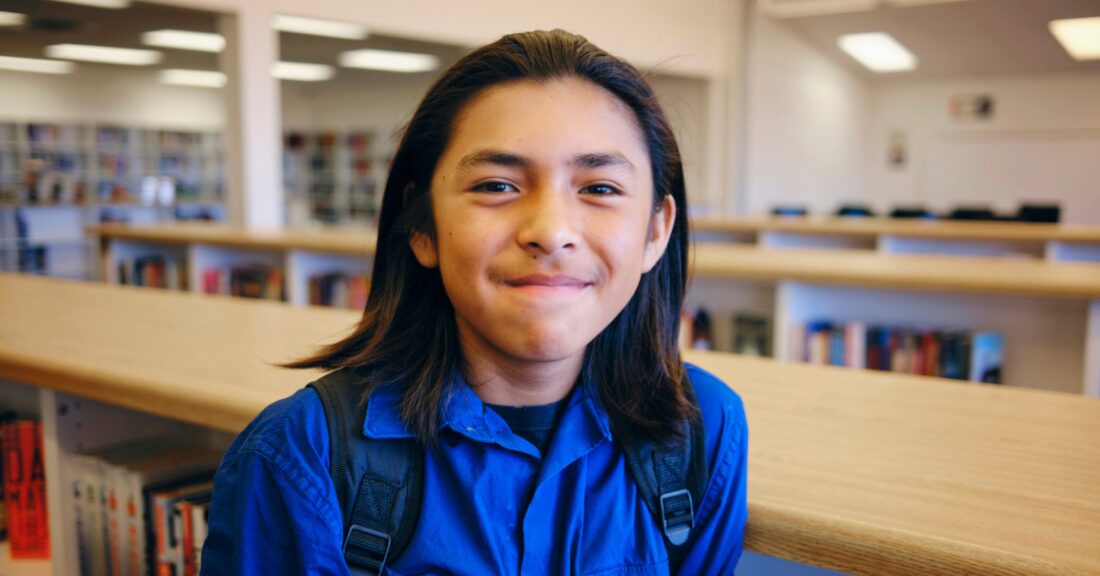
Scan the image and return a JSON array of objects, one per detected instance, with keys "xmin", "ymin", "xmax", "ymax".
[
  {"xmin": 283, "ymin": 130, "xmax": 389, "ymax": 228},
  {"xmin": 0, "ymin": 273, "xmax": 1098, "ymax": 575},
  {"xmin": 0, "ymin": 120, "xmax": 227, "ymax": 281},
  {"xmin": 692, "ymin": 216, "xmax": 1100, "ymax": 262},
  {"xmin": 87, "ymin": 223, "xmax": 1100, "ymax": 396}
]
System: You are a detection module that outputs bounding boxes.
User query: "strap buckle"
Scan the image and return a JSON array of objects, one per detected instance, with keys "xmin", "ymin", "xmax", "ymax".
[
  {"xmin": 659, "ymin": 489, "xmax": 694, "ymax": 546},
  {"xmin": 344, "ymin": 524, "xmax": 392, "ymax": 575}
]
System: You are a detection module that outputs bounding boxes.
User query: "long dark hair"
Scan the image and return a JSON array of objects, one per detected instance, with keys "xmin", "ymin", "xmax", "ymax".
[{"xmin": 287, "ymin": 29, "xmax": 695, "ymax": 444}]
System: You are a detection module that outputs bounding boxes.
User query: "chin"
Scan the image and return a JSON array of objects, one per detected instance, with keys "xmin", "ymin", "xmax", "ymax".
[{"xmin": 508, "ymin": 330, "xmax": 590, "ymax": 363}]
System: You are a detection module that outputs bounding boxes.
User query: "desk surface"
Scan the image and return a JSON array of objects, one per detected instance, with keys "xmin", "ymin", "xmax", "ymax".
[
  {"xmin": 88, "ymin": 222, "xmax": 378, "ymax": 255},
  {"xmin": 693, "ymin": 244, "xmax": 1100, "ymax": 300},
  {"xmin": 1, "ymin": 273, "xmax": 1097, "ymax": 575},
  {"xmin": 692, "ymin": 216, "xmax": 1100, "ymax": 243}
]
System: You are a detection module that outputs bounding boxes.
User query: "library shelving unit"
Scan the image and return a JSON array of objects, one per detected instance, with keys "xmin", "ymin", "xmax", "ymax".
[
  {"xmin": 1, "ymin": 273, "xmax": 1098, "ymax": 575},
  {"xmin": 283, "ymin": 129, "xmax": 390, "ymax": 228},
  {"xmin": 688, "ymin": 244, "xmax": 1100, "ymax": 396},
  {"xmin": 692, "ymin": 216, "xmax": 1100, "ymax": 262},
  {"xmin": 87, "ymin": 222, "xmax": 1100, "ymax": 398},
  {"xmin": 0, "ymin": 121, "xmax": 226, "ymax": 280},
  {"xmin": 90, "ymin": 223, "xmax": 375, "ymax": 307}
]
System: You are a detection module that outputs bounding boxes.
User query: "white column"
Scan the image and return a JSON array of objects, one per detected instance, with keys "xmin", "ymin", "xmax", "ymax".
[
  {"xmin": 219, "ymin": 8, "xmax": 283, "ymax": 229},
  {"xmin": 723, "ymin": 0, "xmax": 751, "ymax": 216}
]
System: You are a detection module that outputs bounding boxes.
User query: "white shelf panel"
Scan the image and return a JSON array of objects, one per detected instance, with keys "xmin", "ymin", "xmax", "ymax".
[
  {"xmin": 777, "ymin": 281, "xmax": 1089, "ymax": 394},
  {"xmin": 880, "ymin": 235, "xmax": 1045, "ymax": 259}
]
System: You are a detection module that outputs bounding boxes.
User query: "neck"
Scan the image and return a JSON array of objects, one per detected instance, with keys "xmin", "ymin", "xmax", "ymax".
[{"xmin": 457, "ymin": 328, "xmax": 584, "ymax": 407}]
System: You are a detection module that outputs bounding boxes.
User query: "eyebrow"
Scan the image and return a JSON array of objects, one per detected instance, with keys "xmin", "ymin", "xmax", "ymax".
[{"xmin": 455, "ymin": 149, "xmax": 637, "ymax": 174}]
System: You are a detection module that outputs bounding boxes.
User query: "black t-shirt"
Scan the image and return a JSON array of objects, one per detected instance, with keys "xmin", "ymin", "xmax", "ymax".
[{"xmin": 486, "ymin": 397, "xmax": 568, "ymax": 456}]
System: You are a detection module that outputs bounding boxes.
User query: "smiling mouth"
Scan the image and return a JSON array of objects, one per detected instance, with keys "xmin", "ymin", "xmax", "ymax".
[{"xmin": 502, "ymin": 274, "xmax": 591, "ymax": 290}]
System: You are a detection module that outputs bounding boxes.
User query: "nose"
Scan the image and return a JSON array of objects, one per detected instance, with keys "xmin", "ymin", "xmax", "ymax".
[{"xmin": 516, "ymin": 187, "xmax": 579, "ymax": 257}]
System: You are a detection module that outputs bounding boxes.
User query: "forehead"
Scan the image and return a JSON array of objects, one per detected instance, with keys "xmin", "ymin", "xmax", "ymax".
[{"xmin": 441, "ymin": 77, "xmax": 650, "ymax": 170}]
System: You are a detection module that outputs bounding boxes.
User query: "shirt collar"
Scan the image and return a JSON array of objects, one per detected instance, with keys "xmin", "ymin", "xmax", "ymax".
[{"xmin": 362, "ymin": 368, "xmax": 613, "ymax": 447}]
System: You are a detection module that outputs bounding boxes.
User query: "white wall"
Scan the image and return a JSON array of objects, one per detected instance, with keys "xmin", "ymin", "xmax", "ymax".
[
  {"xmin": 0, "ymin": 68, "xmax": 224, "ymax": 129},
  {"xmin": 741, "ymin": 10, "xmax": 869, "ymax": 216},
  {"xmin": 866, "ymin": 72, "xmax": 1100, "ymax": 224}
]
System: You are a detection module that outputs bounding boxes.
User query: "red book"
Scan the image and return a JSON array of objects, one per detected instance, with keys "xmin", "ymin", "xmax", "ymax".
[{"xmin": 3, "ymin": 420, "xmax": 51, "ymax": 559}]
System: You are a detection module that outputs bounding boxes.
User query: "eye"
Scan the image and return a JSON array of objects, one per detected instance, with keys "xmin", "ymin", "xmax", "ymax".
[
  {"xmin": 472, "ymin": 180, "xmax": 518, "ymax": 193},
  {"xmin": 581, "ymin": 183, "xmax": 622, "ymax": 196}
]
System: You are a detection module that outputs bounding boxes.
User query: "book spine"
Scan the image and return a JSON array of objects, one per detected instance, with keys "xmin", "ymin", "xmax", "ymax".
[
  {"xmin": 5, "ymin": 420, "xmax": 50, "ymax": 559},
  {"xmin": 176, "ymin": 501, "xmax": 194, "ymax": 576},
  {"xmin": 190, "ymin": 504, "xmax": 207, "ymax": 576},
  {"xmin": 153, "ymin": 494, "xmax": 171, "ymax": 576}
]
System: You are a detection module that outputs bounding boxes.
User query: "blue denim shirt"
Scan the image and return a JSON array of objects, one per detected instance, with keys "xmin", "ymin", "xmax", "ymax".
[{"xmin": 201, "ymin": 363, "xmax": 748, "ymax": 575}]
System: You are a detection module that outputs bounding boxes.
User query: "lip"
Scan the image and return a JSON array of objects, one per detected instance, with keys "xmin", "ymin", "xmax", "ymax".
[{"xmin": 502, "ymin": 274, "xmax": 590, "ymax": 289}]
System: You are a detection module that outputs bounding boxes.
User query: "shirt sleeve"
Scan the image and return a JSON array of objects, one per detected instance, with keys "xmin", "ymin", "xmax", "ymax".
[
  {"xmin": 675, "ymin": 373, "xmax": 750, "ymax": 575},
  {"xmin": 200, "ymin": 437, "xmax": 349, "ymax": 576}
]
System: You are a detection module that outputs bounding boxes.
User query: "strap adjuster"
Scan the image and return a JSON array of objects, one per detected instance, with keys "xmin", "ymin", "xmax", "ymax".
[
  {"xmin": 344, "ymin": 524, "xmax": 392, "ymax": 575},
  {"xmin": 659, "ymin": 489, "xmax": 694, "ymax": 546}
]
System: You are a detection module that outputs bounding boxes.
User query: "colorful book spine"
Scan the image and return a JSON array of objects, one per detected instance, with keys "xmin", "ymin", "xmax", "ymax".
[{"xmin": 2, "ymin": 419, "xmax": 50, "ymax": 559}]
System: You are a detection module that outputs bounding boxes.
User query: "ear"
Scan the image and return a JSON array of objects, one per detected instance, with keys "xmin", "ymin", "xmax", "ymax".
[
  {"xmin": 642, "ymin": 195, "xmax": 676, "ymax": 273},
  {"xmin": 409, "ymin": 231, "xmax": 439, "ymax": 269}
]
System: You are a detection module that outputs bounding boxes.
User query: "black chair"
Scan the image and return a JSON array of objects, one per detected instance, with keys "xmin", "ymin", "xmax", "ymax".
[
  {"xmin": 771, "ymin": 206, "xmax": 808, "ymax": 217},
  {"xmin": 835, "ymin": 204, "xmax": 874, "ymax": 217},
  {"xmin": 948, "ymin": 206, "xmax": 998, "ymax": 221},
  {"xmin": 1016, "ymin": 203, "xmax": 1060, "ymax": 223},
  {"xmin": 889, "ymin": 206, "xmax": 936, "ymax": 219}
]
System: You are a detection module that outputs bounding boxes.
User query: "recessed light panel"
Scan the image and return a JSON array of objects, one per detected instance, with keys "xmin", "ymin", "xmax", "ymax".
[
  {"xmin": 0, "ymin": 11, "xmax": 26, "ymax": 27},
  {"xmin": 1049, "ymin": 17, "xmax": 1100, "ymax": 61},
  {"xmin": 46, "ymin": 44, "xmax": 162, "ymax": 66},
  {"xmin": 837, "ymin": 32, "xmax": 918, "ymax": 72},
  {"xmin": 142, "ymin": 30, "xmax": 226, "ymax": 53},
  {"xmin": 339, "ymin": 49, "xmax": 438, "ymax": 73},
  {"xmin": 51, "ymin": 0, "xmax": 130, "ymax": 8},
  {"xmin": 272, "ymin": 61, "xmax": 335, "ymax": 82},
  {"xmin": 159, "ymin": 69, "xmax": 227, "ymax": 88},
  {"xmin": 272, "ymin": 14, "xmax": 367, "ymax": 40},
  {"xmin": 0, "ymin": 55, "xmax": 75, "ymax": 75}
]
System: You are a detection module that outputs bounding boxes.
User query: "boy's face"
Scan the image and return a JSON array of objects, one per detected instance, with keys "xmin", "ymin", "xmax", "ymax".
[{"xmin": 412, "ymin": 77, "xmax": 675, "ymax": 370}]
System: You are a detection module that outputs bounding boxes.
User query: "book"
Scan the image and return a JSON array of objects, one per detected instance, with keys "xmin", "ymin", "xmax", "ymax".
[
  {"xmin": 939, "ymin": 332, "xmax": 971, "ymax": 380},
  {"xmin": 732, "ymin": 314, "xmax": 771, "ymax": 357},
  {"xmin": 2, "ymin": 419, "xmax": 50, "ymax": 559},
  {"xmin": 173, "ymin": 491, "xmax": 211, "ymax": 576},
  {"xmin": 969, "ymin": 331, "xmax": 1004, "ymax": 384},
  {"xmin": 189, "ymin": 501, "xmax": 210, "ymax": 575},
  {"xmin": 82, "ymin": 438, "xmax": 222, "ymax": 576},
  {"xmin": 843, "ymin": 321, "xmax": 866, "ymax": 369},
  {"xmin": 0, "ymin": 409, "xmax": 13, "ymax": 541},
  {"xmin": 149, "ymin": 480, "xmax": 213, "ymax": 576}
]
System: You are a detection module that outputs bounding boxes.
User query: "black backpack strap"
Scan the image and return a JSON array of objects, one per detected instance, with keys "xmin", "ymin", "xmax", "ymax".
[
  {"xmin": 308, "ymin": 369, "xmax": 424, "ymax": 576},
  {"xmin": 620, "ymin": 375, "xmax": 708, "ymax": 573}
]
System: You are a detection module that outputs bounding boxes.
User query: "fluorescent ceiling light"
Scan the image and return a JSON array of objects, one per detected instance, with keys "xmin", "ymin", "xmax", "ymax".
[
  {"xmin": 0, "ymin": 55, "xmax": 75, "ymax": 75},
  {"xmin": 142, "ymin": 30, "xmax": 226, "ymax": 53},
  {"xmin": 271, "ymin": 14, "xmax": 367, "ymax": 40},
  {"xmin": 838, "ymin": 32, "xmax": 917, "ymax": 72},
  {"xmin": 885, "ymin": 0, "xmax": 968, "ymax": 5},
  {"xmin": 46, "ymin": 44, "xmax": 162, "ymax": 66},
  {"xmin": 159, "ymin": 69, "xmax": 226, "ymax": 88},
  {"xmin": 272, "ymin": 61, "xmax": 334, "ymax": 82},
  {"xmin": 762, "ymin": 0, "xmax": 877, "ymax": 19},
  {"xmin": 0, "ymin": 11, "xmax": 26, "ymax": 27},
  {"xmin": 1049, "ymin": 17, "xmax": 1100, "ymax": 61},
  {"xmin": 50, "ymin": 0, "xmax": 130, "ymax": 8},
  {"xmin": 339, "ymin": 49, "xmax": 438, "ymax": 73}
]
